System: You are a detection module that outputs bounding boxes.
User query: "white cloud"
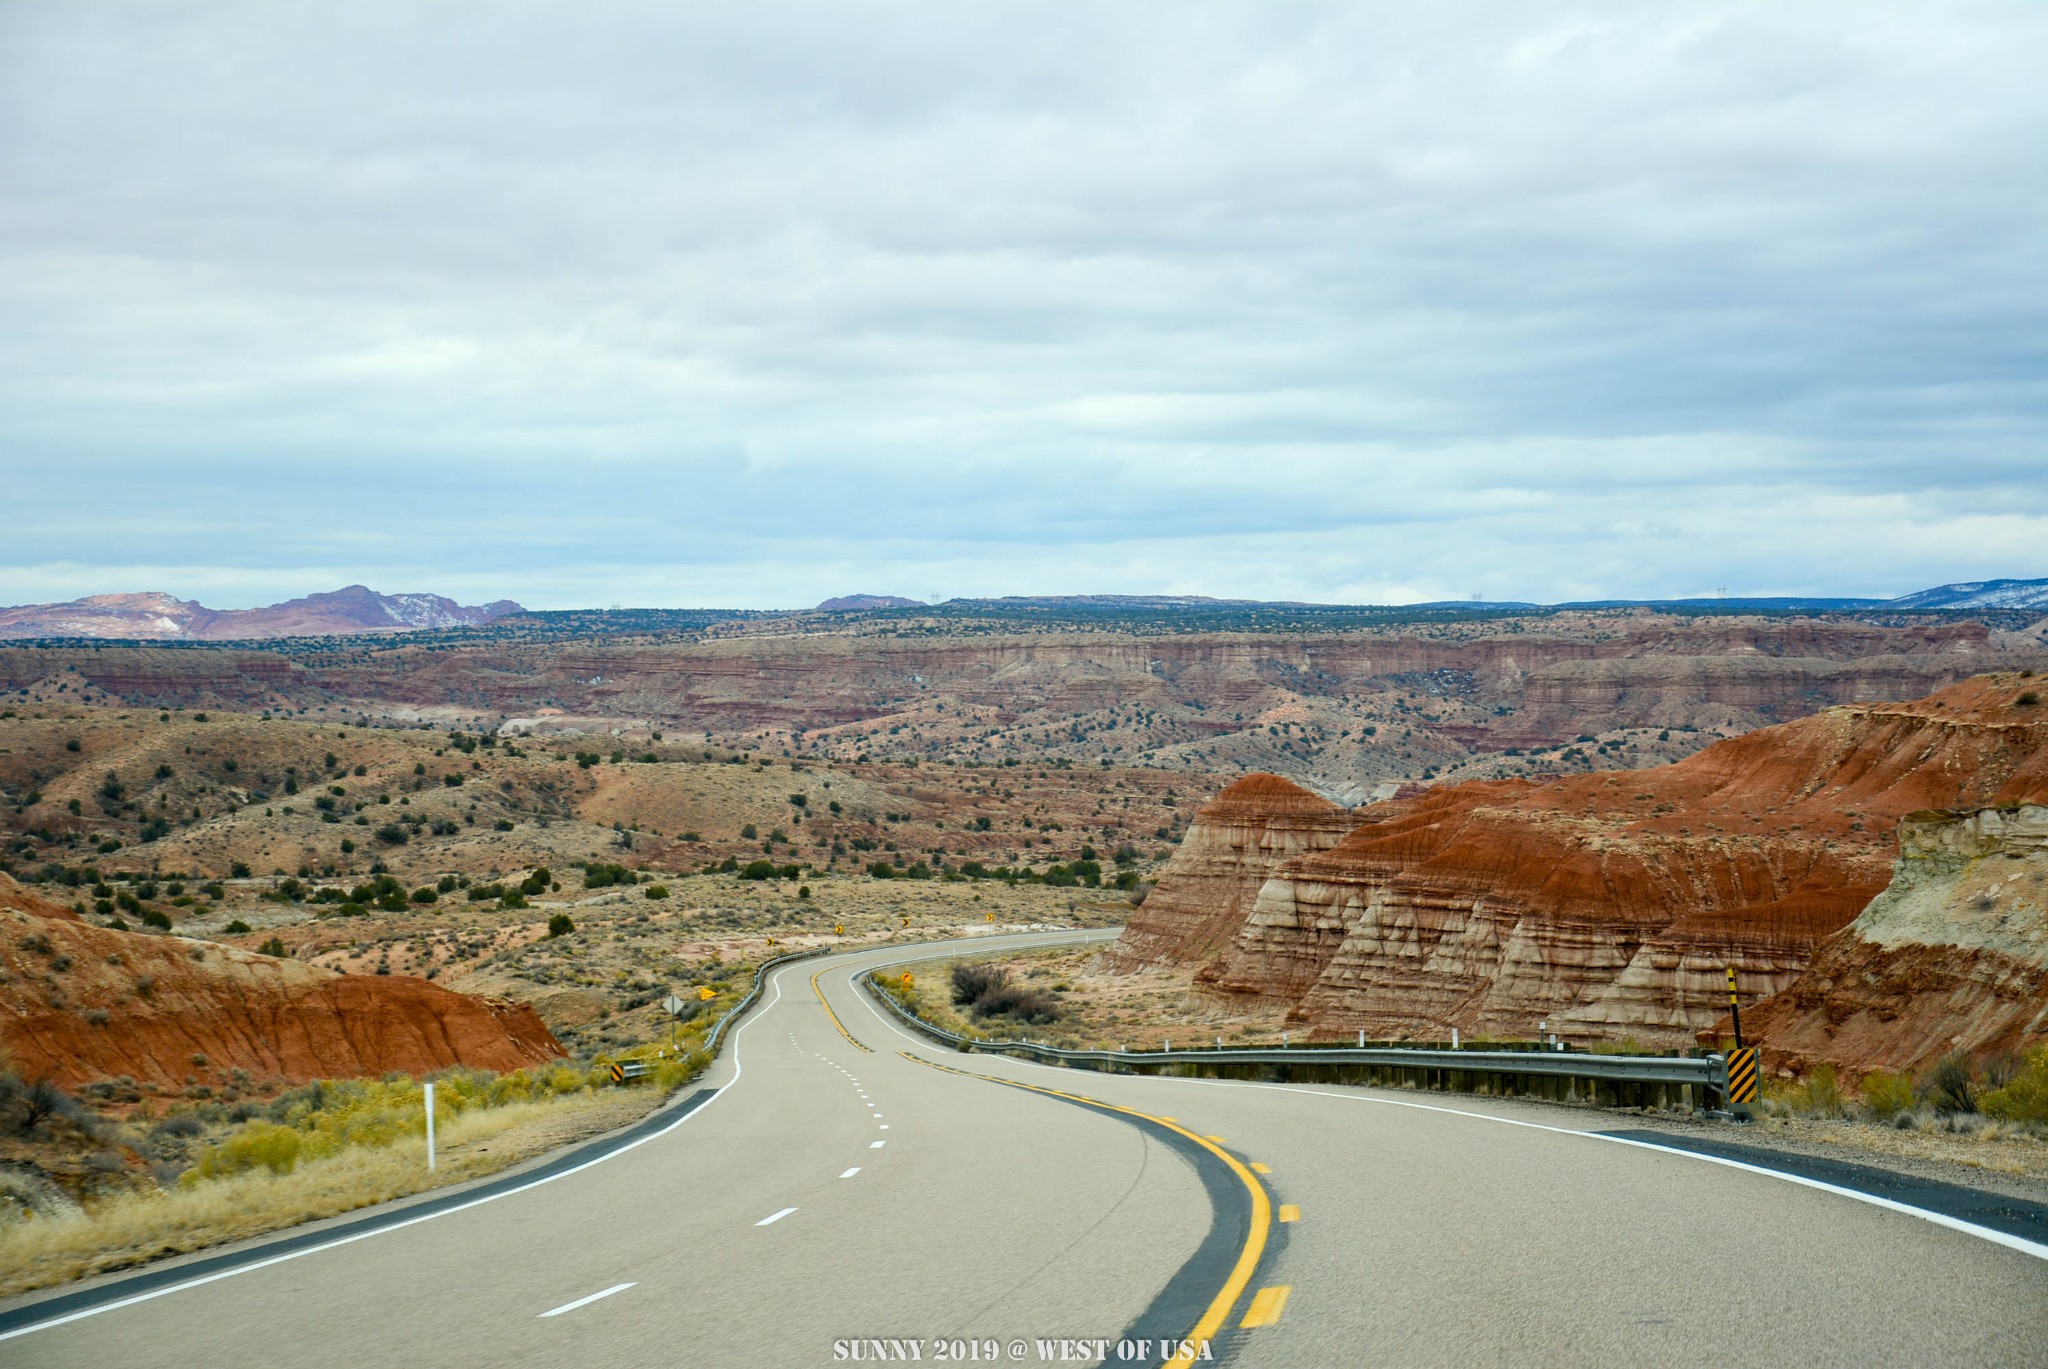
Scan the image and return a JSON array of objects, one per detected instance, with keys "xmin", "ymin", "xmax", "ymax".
[{"xmin": 2, "ymin": 2, "xmax": 2044, "ymax": 608}]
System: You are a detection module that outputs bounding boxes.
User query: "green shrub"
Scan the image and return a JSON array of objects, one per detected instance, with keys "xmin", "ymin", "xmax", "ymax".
[
  {"xmin": 547, "ymin": 913, "xmax": 575, "ymax": 938},
  {"xmin": 189, "ymin": 1122, "xmax": 303, "ymax": 1180},
  {"xmin": 223, "ymin": 919, "xmax": 252, "ymax": 934},
  {"xmin": 1981, "ymin": 1046, "xmax": 2048, "ymax": 1122},
  {"xmin": 1859, "ymin": 1069, "xmax": 1916, "ymax": 1119},
  {"xmin": 644, "ymin": 884, "xmax": 669, "ymax": 900}
]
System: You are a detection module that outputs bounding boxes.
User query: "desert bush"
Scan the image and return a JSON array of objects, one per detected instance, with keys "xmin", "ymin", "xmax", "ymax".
[
  {"xmin": 1777, "ymin": 1064, "xmax": 1845, "ymax": 1118},
  {"xmin": 547, "ymin": 914, "xmax": 575, "ymax": 938},
  {"xmin": 1855, "ymin": 1068, "xmax": 1915, "ymax": 1119},
  {"xmin": 951, "ymin": 963, "xmax": 1007, "ymax": 1006},
  {"xmin": 189, "ymin": 1122, "xmax": 303, "ymax": 1179},
  {"xmin": 974, "ymin": 984, "xmax": 1061, "ymax": 1025},
  {"xmin": 1981, "ymin": 1046, "xmax": 2048, "ymax": 1123},
  {"xmin": 1922, "ymin": 1053, "xmax": 1979, "ymax": 1116}
]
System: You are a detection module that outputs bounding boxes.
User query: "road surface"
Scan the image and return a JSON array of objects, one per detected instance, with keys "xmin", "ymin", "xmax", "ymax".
[{"xmin": 4, "ymin": 929, "xmax": 2045, "ymax": 1367}]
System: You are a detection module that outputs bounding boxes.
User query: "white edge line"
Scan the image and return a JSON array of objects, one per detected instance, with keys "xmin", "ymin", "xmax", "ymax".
[
  {"xmin": 756, "ymin": 1207, "xmax": 798, "ymax": 1226},
  {"xmin": 539, "ymin": 1282, "xmax": 636, "ymax": 1318},
  {"xmin": 0, "ymin": 973, "xmax": 793, "ymax": 1343},
  {"xmin": 847, "ymin": 942, "xmax": 2048, "ymax": 1266}
]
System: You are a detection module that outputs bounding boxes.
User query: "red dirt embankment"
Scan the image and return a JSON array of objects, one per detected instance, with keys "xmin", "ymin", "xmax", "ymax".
[{"xmin": 0, "ymin": 876, "xmax": 560, "ymax": 1090}]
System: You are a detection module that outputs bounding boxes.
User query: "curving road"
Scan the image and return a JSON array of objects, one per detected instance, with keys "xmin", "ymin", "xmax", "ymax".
[{"xmin": 4, "ymin": 929, "xmax": 2046, "ymax": 1367}]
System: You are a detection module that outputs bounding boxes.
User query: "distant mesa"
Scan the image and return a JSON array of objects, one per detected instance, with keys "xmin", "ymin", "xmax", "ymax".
[
  {"xmin": 814, "ymin": 594, "xmax": 924, "ymax": 612},
  {"xmin": 0, "ymin": 585, "xmax": 524, "ymax": 642}
]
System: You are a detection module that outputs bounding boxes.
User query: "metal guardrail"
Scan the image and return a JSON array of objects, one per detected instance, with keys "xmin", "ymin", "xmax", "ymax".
[
  {"xmin": 704, "ymin": 947, "xmax": 830, "ymax": 1055},
  {"xmin": 860, "ymin": 970, "xmax": 1729, "ymax": 1106}
]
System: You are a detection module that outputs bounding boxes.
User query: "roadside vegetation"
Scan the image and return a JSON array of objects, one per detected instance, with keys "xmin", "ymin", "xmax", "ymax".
[
  {"xmin": 1764, "ymin": 1048, "xmax": 2048, "ymax": 1132},
  {"xmin": 0, "ymin": 1045, "xmax": 715, "ymax": 1298}
]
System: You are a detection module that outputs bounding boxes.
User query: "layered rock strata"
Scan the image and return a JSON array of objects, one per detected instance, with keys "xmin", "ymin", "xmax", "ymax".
[
  {"xmin": 1114, "ymin": 675, "xmax": 2048, "ymax": 1049},
  {"xmin": 1106, "ymin": 774, "xmax": 1354, "ymax": 969}
]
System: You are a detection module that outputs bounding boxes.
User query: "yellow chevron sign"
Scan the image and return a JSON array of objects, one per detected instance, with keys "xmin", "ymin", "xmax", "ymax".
[{"xmin": 1726, "ymin": 1048, "xmax": 1760, "ymax": 1105}]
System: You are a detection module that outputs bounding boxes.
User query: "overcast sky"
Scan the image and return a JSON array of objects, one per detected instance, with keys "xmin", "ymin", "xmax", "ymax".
[{"xmin": 3, "ymin": 3, "xmax": 2044, "ymax": 610}]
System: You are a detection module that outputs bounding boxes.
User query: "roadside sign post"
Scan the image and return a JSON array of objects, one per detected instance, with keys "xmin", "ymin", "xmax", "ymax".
[
  {"xmin": 1724, "ymin": 967, "xmax": 1758, "ymax": 1119},
  {"xmin": 663, "ymin": 993, "xmax": 686, "ymax": 1051},
  {"xmin": 1726, "ymin": 966, "xmax": 1744, "ymax": 1048}
]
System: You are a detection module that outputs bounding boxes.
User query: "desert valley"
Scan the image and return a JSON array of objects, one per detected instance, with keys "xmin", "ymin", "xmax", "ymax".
[{"xmin": 2, "ymin": 585, "xmax": 2047, "ymax": 1299}]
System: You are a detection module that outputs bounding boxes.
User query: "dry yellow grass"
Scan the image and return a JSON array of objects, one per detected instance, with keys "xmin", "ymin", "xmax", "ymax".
[{"xmin": 0, "ymin": 1088, "xmax": 659, "ymax": 1298}]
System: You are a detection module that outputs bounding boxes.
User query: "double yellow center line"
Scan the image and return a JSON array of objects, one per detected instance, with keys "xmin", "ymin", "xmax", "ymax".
[{"xmin": 898, "ymin": 1051, "xmax": 1275, "ymax": 1363}]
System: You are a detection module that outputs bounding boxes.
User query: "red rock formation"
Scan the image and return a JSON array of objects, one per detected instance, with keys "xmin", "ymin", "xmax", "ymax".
[
  {"xmin": 1107, "ymin": 774, "xmax": 1354, "ymax": 970},
  {"xmin": 1738, "ymin": 805, "xmax": 2048, "ymax": 1072},
  {"xmin": 1134, "ymin": 675, "xmax": 2048, "ymax": 1047},
  {"xmin": 0, "ymin": 876, "xmax": 560, "ymax": 1089}
]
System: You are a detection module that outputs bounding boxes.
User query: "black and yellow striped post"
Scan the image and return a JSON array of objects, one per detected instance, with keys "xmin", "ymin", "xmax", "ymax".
[
  {"xmin": 1726, "ymin": 966, "xmax": 1744, "ymax": 1049},
  {"xmin": 1723, "ymin": 966, "xmax": 1756, "ymax": 1117},
  {"xmin": 1725, "ymin": 1047, "xmax": 1760, "ymax": 1119},
  {"xmin": 608, "ymin": 1061, "xmax": 625, "ymax": 1085}
]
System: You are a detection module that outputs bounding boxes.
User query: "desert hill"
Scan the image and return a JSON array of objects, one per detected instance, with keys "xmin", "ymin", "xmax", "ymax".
[
  {"xmin": 1112, "ymin": 674, "xmax": 2048, "ymax": 1053},
  {"xmin": 0, "ymin": 586, "xmax": 521, "ymax": 642},
  {"xmin": 0, "ymin": 874, "xmax": 560, "ymax": 1091}
]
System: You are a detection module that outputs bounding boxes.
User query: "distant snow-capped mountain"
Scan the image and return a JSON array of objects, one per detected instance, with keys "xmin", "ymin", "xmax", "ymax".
[
  {"xmin": 1888, "ymin": 577, "xmax": 2048, "ymax": 611},
  {"xmin": 0, "ymin": 585, "xmax": 524, "ymax": 641}
]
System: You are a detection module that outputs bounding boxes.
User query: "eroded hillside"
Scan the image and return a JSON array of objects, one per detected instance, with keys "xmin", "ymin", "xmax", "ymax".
[{"xmin": 1113, "ymin": 674, "xmax": 2048, "ymax": 1053}]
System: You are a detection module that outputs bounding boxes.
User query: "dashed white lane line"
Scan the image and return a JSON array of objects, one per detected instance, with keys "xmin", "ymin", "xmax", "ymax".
[
  {"xmin": 879, "ymin": 1124, "xmax": 889, "ymax": 1130},
  {"xmin": 539, "ymin": 1283, "xmax": 637, "ymax": 1318},
  {"xmin": 870, "ymin": 1140, "xmax": 886, "ymax": 1149},
  {"xmin": 840, "ymin": 1167, "xmax": 862, "ymax": 1179},
  {"xmin": 756, "ymin": 1207, "xmax": 798, "ymax": 1227}
]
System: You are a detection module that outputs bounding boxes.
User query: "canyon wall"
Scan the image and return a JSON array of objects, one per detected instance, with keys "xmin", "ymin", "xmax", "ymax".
[
  {"xmin": 0, "ymin": 876, "xmax": 561, "ymax": 1089},
  {"xmin": 1739, "ymin": 805, "xmax": 2048, "ymax": 1072},
  {"xmin": 1113, "ymin": 675, "xmax": 2048, "ymax": 1051},
  {"xmin": 0, "ymin": 614, "xmax": 2021, "ymax": 748}
]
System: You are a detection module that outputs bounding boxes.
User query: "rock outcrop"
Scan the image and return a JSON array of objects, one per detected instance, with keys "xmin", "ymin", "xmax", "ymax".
[
  {"xmin": 1113, "ymin": 675, "xmax": 2048, "ymax": 1049},
  {"xmin": 1739, "ymin": 805, "xmax": 2048, "ymax": 1072},
  {"xmin": 0, "ymin": 876, "xmax": 561, "ymax": 1089},
  {"xmin": 1107, "ymin": 775, "xmax": 1355, "ymax": 970}
]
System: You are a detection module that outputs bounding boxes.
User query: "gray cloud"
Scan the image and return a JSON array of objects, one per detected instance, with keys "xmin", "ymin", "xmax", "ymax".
[{"xmin": 2, "ymin": 2, "xmax": 2045, "ymax": 609}]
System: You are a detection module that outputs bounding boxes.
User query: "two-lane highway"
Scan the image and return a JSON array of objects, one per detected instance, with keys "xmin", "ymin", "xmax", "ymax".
[{"xmin": 6, "ymin": 929, "xmax": 2047, "ymax": 1367}]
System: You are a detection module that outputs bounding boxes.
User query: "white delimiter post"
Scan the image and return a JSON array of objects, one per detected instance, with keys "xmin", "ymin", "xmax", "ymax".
[{"xmin": 424, "ymin": 1082, "xmax": 436, "ymax": 1172}]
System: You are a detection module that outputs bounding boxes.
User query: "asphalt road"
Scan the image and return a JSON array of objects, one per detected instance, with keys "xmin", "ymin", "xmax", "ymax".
[{"xmin": 5, "ymin": 928, "xmax": 2047, "ymax": 1367}]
